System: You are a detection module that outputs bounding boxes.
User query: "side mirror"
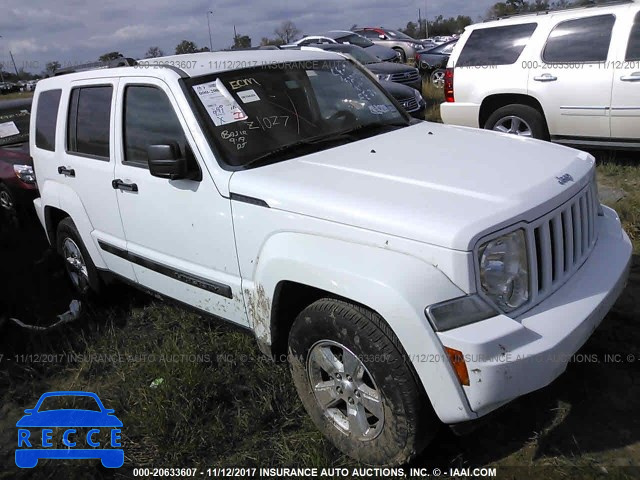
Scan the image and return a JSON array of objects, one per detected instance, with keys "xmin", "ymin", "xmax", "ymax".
[
  {"xmin": 147, "ymin": 143, "xmax": 189, "ymax": 180},
  {"xmin": 379, "ymin": 34, "xmax": 386, "ymax": 40},
  {"xmin": 24, "ymin": 409, "xmax": 34, "ymax": 414}
]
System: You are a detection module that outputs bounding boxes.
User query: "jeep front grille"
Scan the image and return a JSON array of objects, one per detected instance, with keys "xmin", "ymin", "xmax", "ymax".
[{"xmin": 526, "ymin": 182, "xmax": 599, "ymax": 306}]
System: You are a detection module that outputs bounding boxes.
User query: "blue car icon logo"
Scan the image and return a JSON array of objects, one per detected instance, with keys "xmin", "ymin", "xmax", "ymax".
[{"xmin": 15, "ymin": 391, "xmax": 123, "ymax": 468}]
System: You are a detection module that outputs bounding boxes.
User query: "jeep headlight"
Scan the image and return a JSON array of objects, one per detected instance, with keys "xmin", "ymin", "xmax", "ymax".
[{"xmin": 478, "ymin": 229, "xmax": 529, "ymax": 312}]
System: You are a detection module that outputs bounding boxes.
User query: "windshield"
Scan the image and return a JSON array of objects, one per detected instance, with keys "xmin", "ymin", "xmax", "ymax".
[
  {"xmin": 0, "ymin": 103, "xmax": 30, "ymax": 147},
  {"xmin": 335, "ymin": 33, "xmax": 374, "ymax": 48},
  {"xmin": 188, "ymin": 60, "xmax": 408, "ymax": 168}
]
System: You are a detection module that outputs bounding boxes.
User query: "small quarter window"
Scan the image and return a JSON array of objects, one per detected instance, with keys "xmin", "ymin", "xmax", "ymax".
[
  {"xmin": 457, "ymin": 23, "xmax": 538, "ymax": 67},
  {"xmin": 35, "ymin": 90, "xmax": 62, "ymax": 151}
]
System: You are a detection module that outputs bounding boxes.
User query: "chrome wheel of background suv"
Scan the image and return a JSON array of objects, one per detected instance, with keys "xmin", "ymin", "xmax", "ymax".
[{"xmin": 492, "ymin": 115, "xmax": 533, "ymax": 137}]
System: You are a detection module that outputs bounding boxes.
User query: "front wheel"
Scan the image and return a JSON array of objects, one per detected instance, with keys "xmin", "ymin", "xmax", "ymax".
[
  {"xmin": 484, "ymin": 104, "xmax": 549, "ymax": 140},
  {"xmin": 56, "ymin": 217, "xmax": 102, "ymax": 295},
  {"xmin": 0, "ymin": 183, "xmax": 18, "ymax": 228},
  {"xmin": 288, "ymin": 299, "xmax": 438, "ymax": 465}
]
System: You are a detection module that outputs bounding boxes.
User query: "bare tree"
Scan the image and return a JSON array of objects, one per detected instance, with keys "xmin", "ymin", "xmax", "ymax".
[
  {"xmin": 145, "ymin": 46, "xmax": 165, "ymax": 58},
  {"xmin": 274, "ymin": 20, "xmax": 301, "ymax": 44},
  {"xmin": 45, "ymin": 61, "xmax": 61, "ymax": 76}
]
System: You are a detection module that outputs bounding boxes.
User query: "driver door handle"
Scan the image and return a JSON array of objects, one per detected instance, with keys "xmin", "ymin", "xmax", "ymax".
[
  {"xmin": 620, "ymin": 72, "xmax": 640, "ymax": 82},
  {"xmin": 533, "ymin": 74, "xmax": 558, "ymax": 82},
  {"xmin": 57, "ymin": 166, "xmax": 75, "ymax": 177},
  {"xmin": 112, "ymin": 179, "xmax": 138, "ymax": 192}
]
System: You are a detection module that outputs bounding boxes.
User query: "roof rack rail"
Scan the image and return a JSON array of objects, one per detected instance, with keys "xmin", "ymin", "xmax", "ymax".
[
  {"xmin": 487, "ymin": 0, "xmax": 634, "ymax": 21},
  {"xmin": 53, "ymin": 57, "xmax": 138, "ymax": 76}
]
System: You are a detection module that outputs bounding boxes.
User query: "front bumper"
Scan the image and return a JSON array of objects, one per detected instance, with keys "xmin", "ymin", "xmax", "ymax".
[{"xmin": 438, "ymin": 206, "xmax": 631, "ymax": 418}]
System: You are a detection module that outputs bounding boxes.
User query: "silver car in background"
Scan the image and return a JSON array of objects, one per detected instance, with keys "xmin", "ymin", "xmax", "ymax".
[
  {"xmin": 353, "ymin": 27, "xmax": 426, "ymax": 63},
  {"xmin": 287, "ymin": 30, "xmax": 401, "ymax": 62}
]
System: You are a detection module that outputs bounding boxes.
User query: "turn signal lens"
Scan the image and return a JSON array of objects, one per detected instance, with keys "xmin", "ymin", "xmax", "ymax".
[{"xmin": 444, "ymin": 347, "xmax": 469, "ymax": 386}]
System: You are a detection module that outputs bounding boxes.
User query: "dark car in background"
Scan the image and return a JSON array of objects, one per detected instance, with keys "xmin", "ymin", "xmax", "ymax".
[
  {"xmin": 307, "ymin": 43, "xmax": 422, "ymax": 91},
  {"xmin": 415, "ymin": 39, "xmax": 458, "ymax": 86},
  {"xmin": 0, "ymin": 98, "xmax": 36, "ymax": 225},
  {"xmin": 288, "ymin": 30, "xmax": 400, "ymax": 62},
  {"xmin": 352, "ymin": 27, "xmax": 426, "ymax": 63},
  {"xmin": 301, "ymin": 44, "xmax": 425, "ymax": 118}
]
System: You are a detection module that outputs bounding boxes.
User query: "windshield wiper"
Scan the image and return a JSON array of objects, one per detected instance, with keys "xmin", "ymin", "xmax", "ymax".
[
  {"xmin": 241, "ymin": 132, "xmax": 356, "ymax": 169},
  {"xmin": 240, "ymin": 121, "xmax": 408, "ymax": 170}
]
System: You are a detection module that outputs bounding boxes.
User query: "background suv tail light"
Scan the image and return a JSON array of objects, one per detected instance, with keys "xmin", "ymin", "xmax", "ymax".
[{"xmin": 444, "ymin": 68, "xmax": 454, "ymax": 103}]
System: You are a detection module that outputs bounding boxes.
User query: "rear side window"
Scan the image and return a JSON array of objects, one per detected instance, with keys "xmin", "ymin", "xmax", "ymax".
[
  {"xmin": 457, "ymin": 23, "xmax": 538, "ymax": 67},
  {"xmin": 543, "ymin": 15, "xmax": 615, "ymax": 63},
  {"xmin": 123, "ymin": 86, "xmax": 187, "ymax": 167},
  {"xmin": 68, "ymin": 86, "xmax": 112, "ymax": 159},
  {"xmin": 35, "ymin": 90, "xmax": 61, "ymax": 151},
  {"xmin": 626, "ymin": 11, "xmax": 640, "ymax": 61}
]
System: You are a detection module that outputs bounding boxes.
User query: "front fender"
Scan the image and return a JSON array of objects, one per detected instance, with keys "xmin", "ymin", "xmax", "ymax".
[{"xmin": 246, "ymin": 232, "xmax": 476, "ymax": 423}]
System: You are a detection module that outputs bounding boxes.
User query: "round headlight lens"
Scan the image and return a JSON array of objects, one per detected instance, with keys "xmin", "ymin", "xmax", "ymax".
[{"xmin": 479, "ymin": 230, "xmax": 529, "ymax": 312}]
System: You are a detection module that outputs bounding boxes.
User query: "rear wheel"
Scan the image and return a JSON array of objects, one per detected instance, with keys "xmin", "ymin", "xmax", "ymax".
[
  {"xmin": 429, "ymin": 69, "xmax": 446, "ymax": 87},
  {"xmin": 484, "ymin": 104, "xmax": 549, "ymax": 140},
  {"xmin": 56, "ymin": 217, "xmax": 102, "ymax": 295},
  {"xmin": 288, "ymin": 298, "xmax": 438, "ymax": 465},
  {"xmin": 393, "ymin": 47, "xmax": 407, "ymax": 63}
]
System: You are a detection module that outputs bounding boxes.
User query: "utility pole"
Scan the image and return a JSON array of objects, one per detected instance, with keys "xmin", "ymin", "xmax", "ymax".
[
  {"xmin": 10, "ymin": 51, "xmax": 20, "ymax": 79},
  {"xmin": 0, "ymin": 35, "xmax": 4, "ymax": 83},
  {"xmin": 425, "ymin": 0, "xmax": 429, "ymax": 38},
  {"xmin": 207, "ymin": 10, "xmax": 214, "ymax": 51}
]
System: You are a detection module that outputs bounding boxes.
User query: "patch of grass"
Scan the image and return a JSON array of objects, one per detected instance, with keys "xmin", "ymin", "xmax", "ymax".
[
  {"xmin": 0, "ymin": 92, "xmax": 34, "ymax": 102},
  {"xmin": 595, "ymin": 153, "xmax": 640, "ymax": 252},
  {"xmin": 422, "ymin": 81, "xmax": 444, "ymax": 123}
]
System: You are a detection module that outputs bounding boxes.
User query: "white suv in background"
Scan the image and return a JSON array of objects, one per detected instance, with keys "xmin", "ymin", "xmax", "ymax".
[{"xmin": 441, "ymin": 1, "xmax": 640, "ymax": 150}]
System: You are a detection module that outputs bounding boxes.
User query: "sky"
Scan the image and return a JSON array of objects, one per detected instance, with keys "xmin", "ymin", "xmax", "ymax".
[{"xmin": 0, "ymin": 0, "xmax": 496, "ymax": 74}]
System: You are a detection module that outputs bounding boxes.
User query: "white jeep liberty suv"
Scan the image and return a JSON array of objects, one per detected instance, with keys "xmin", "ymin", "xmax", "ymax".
[{"xmin": 30, "ymin": 49, "xmax": 631, "ymax": 465}]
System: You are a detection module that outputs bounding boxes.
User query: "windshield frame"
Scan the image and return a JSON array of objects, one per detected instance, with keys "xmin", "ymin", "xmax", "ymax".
[{"xmin": 182, "ymin": 58, "xmax": 411, "ymax": 171}]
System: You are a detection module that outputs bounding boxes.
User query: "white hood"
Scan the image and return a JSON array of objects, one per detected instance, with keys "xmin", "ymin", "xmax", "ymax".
[{"xmin": 229, "ymin": 122, "xmax": 595, "ymax": 250}]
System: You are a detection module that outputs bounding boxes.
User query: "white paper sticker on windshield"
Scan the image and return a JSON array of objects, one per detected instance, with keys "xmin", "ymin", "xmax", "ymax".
[
  {"xmin": 193, "ymin": 81, "xmax": 248, "ymax": 126},
  {"xmin": 0, "ymin": 121, "xmax": 20, "ymax": 138},
  {"xmin": 306, "ymin": 70, "xmax": 318, "ymax": 77},
  {"xmin": 237, "ymin": 89, "xmax": 260, "ymax": 103},
  {"xmin": 369, "ymin": 104, "xmax": 392, "ymax": 115}
]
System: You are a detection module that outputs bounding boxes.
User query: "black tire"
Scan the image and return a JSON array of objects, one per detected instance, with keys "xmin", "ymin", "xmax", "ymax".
[
  {"xmin": 288, "ymin": 298, "xmax": 438, "ymax": 465},
  {"xmin": 0, "ymin": 183, "xmax": 19, "ymax": 228},
  {"xmin": 484, "ymin": 104, "xmax": 549, "ymax": 140},
  {"xmin": 56, "ymin": 217, "xmax": 102, "ymax": 295},
  {"xmin": 393, "ymin": 47, "xmax": 407, "ymax": 63}
]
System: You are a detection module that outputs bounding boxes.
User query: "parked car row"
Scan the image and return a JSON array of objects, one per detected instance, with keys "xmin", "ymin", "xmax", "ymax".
[{"xmin": 0, "ymin": 80, "xmax": 38, "ymax": 94}]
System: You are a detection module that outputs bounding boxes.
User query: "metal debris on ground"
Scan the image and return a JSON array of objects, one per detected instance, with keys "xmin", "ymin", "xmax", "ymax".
[{"xmin": 0, "ymin": 300, "xmax": 82, "ymax": 331}]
